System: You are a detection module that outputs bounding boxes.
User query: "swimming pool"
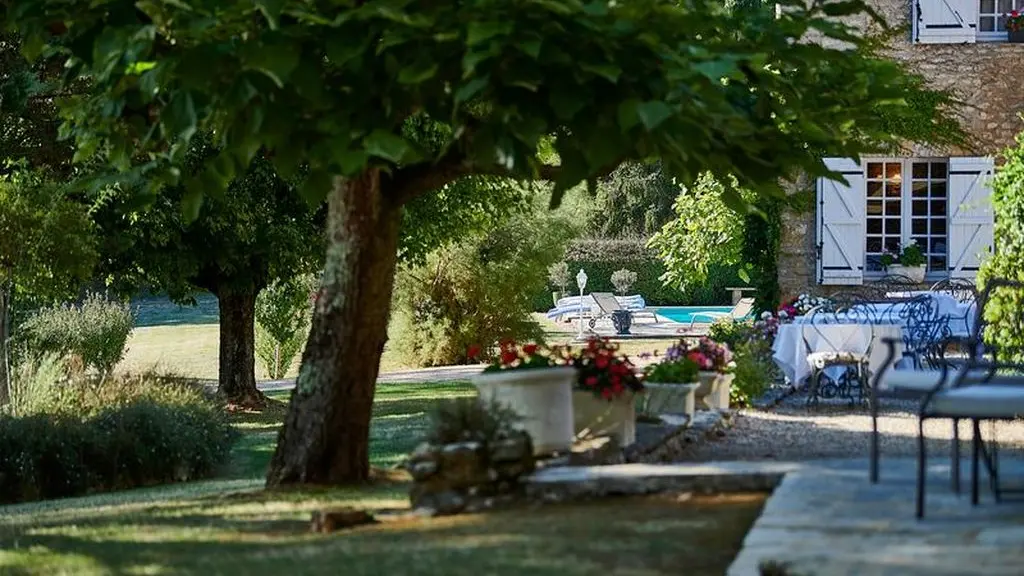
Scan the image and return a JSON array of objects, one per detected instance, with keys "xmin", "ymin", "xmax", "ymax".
[{"xmin": 654, "ymin": 306, "xmax": 736, "ymax": 324}]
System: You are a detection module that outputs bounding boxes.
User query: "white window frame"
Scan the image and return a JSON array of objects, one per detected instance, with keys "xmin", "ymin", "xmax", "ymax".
[
  {"xmin": 861, "ymin": 158, "xmax": 951, "ymax": 282},
  {"xmin": 977, "ymin": 0, "xmax": 1024, "ymax": 41}
]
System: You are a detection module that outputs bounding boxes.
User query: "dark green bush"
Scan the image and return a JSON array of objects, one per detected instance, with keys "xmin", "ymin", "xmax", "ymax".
[
  {"xmin": 533, "ymin": 238, "xmax": 739, "ymax": 310},
  {"xmin": 0, "ymin": 380, "xmax": 237, "ymax": 504}
]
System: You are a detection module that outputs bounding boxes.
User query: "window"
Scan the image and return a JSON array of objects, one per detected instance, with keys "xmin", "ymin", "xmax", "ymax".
[
  {"xmin": 979, "ymin": 0, "xmax": 1024, "ymax": 37},
  {"xmin": 863, "ymin": 159, "xmax": 949, "ymax": 275}
]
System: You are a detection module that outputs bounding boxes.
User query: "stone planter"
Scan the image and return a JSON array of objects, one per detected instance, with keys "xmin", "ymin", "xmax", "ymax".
[
  {"xmin": 1010, "ymin": 28, "xmax": 1024, "ymax": 43},
  {"xmin": 572, "ymin": 390, "xmax": 636, "ymax": 446},
  {"xmin": 695, "ymin": 371, "xmax": 734, "ymax": 411},
  {"xmin": 611, "ymin": 310, "xmax": 632, "ymax": 335},
  {"xmin": 887, "ymin": 264, "xmax": 926, "ymax": 283},
  {"xmin": 472, "ymin": 367, "xmax": 576, "ymax": 455},
  {"xmin": 639, "ymin": 382, "xmax": 699, "ymax": 420}
]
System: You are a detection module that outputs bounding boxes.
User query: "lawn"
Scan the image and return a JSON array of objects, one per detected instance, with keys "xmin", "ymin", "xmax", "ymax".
[{"xmin": 0, "ymin": 378, "xmax": 763, "ymax": 575}]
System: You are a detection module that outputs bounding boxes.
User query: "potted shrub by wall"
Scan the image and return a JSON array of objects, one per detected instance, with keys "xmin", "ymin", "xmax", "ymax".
[
  {"xmin": 666, "ymin": 338, "xmax": 735, "ymax": 411},
  {"xmin": 639, "ymin": 355, "xmax": 700, "ymax": 421},
  {"xmin": 571, "ymin": 338, "xmax": 643, "ymax": 446},
  {"xmin": 1008, "ymin": 10, "xmax": 1024, "ymax": 43},
  {"xmin": 548, "ymin": 262, "xmax": 571, "ymax": 307},
  {"xmin": 882, "ymin": 241, "xmax": 927, "ymax": 283},
  {"xmin": 471, "ymin": 342, "xmax": 575, "ymax": 455}
]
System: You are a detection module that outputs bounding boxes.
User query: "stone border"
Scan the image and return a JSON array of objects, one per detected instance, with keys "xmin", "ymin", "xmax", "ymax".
[{"xmin": 625, "ymin": 410, "xmax": 733, "ymax": 463}]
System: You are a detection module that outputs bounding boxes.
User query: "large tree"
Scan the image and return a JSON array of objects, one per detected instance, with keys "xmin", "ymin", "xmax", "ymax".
[
  {"xmin": 5, "ymin": 0, "xmax": 962, "ymax": 484},
  {"xmin": 93, "ymin": 136, "xmax": 324, "ymax": 406}
]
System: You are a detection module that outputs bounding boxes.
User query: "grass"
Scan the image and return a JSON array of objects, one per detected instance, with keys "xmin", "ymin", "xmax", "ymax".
[{"xmin": 0, "ymin": 377, "xmax": 764, "ymax": 575}]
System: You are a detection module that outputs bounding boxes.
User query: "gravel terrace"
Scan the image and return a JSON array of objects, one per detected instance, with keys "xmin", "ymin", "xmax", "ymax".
[{"xmin": 680, "ymin": 391, "xmax": 1024, "ymax": 462}]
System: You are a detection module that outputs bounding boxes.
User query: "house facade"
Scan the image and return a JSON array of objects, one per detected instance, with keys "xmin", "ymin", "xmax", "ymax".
[{"xmin": 777, "ymin": 0, "xmax": 1024, "ymax": 298}]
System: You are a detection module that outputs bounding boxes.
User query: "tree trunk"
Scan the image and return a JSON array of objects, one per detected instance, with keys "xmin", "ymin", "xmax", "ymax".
[
  {"xmin": 217, "ymin": 287, "xmax": 265, "ymax": 407},
  {"xmin": 267, "ymin": 170, "xmax": 399, "ymax": 486},
  {"xmin": 0, "ymin": 277, "xmax": 11, "ymax": 406}
]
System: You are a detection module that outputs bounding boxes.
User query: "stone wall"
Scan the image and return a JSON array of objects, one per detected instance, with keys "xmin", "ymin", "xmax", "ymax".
[{"xmin": 776, "ymin": 1, "xmax": 1024, "ymax": 298}]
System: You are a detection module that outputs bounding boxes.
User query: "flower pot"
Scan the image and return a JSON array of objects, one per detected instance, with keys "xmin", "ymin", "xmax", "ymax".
[
  {"xmin": 552, "ymin": 291, "xmax": 561, "ymax": 307},
  {"xmin": 695, "ymin": 371, "xmax": 734, "ymax": 411},
  {"xmin": 611, "ymin": 310, "xmax": 632, "ymax": 335},
  {"xmin": 639, "ymin": 382, "xmax": 699, "ymax": 420},
  {"xmin": 887, "ymin": 264, "xmax": 926, "ymax": 283},
  {"xmin": 1009, "ymin": 28, "xmax": 1024, "ymax": 43},
  {"xmin": 572, "ymin": 390, "xmax": 636, "ymax": 446},
  {"xmin": 472, "ymin": 367, "xmax": 576, "ymax": 455}
]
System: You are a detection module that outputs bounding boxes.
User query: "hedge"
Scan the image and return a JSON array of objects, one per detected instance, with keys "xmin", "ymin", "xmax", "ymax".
[{"xmin": 533, "ymin": 239, "xmax": 740, "ymax": 311}]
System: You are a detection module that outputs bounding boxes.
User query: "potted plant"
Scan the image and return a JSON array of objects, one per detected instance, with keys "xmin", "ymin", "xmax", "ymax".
[
  {"xmin": 882, "ymin": 241, "xmax": 927, "ymax": 283},
  {"xmin": 1008, "ymin": 10, "xmax": 1024, "ymax": 43},
  {"xmin": 639, "ymin": 355, "xmax": 700, "ymax": 420},
  {"xmin": 666, "ymin": 337, "xmax": 735, "ymax": 411},
  {"xmin": 571, "ymin": 338, "xmax": 644, "ymax": 446},
  {"xmin": 470, "ymin": 342, "xmax": 576, "ymax": 455},
  {"xmin": 548, "ymin": 262, "xmax": 571, "ymax": 307}
]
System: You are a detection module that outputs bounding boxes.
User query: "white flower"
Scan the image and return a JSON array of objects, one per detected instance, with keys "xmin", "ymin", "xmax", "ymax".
[
  {"xmin": 778, "ymin": 310, "xmax": 789, "ymax": 318},
  {"xmin": 761, "ymin": 311, "xmax": 772, "ymax": 320}
]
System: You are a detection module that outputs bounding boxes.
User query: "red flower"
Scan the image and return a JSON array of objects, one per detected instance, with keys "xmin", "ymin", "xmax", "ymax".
[
  {"xmin": 587, "ymin": 339, "xmax": 599, "ymax": 351},
  {"xmin": 601, "ymin": 387, "xmax": 612, "ymax": 399},
  {"xmin": 595, "ymin": 355, "xmax": 609, "ymax": 369},
  {"xmin": 523, "ymin": 343, "xmax": 538, "ymax": 356},
  {"xmin": 500, "ymin": 351, "xmax": 517, "ymax": 365},
  {"xmin": 467, "ymin": 345, "xmax": 482, "ymax": 360},
  {"xmin": 585, "ymin": 376, "xmax": 598, "ymax": 387}
]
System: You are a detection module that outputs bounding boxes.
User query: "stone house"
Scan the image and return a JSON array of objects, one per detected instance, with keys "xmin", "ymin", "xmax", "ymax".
[{"xmin": 778, "ymin": 0, "xmax": 1024, "ymax": 298}]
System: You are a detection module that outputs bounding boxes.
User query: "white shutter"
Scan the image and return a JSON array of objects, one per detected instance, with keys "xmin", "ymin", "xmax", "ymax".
[
  {"xmin": 817, "ymin": 158, "xmax": 865, "ymax": 285},
  {"xmin": 913, "ymin": 0, "xmax": 977, "ymax": 44},
  {"xmin": 948, "ymin": 157, "xmax": 994, "ymax": 279}
]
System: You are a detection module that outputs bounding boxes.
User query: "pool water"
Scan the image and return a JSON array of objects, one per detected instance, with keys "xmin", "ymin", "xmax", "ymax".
[{"xmin": 654, "ymin": 306, "xmax": 736, "ymax": 324}]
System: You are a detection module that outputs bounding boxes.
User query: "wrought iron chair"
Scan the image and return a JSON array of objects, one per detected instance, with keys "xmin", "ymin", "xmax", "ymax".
[
  {"xmin": 801, "ymin": 299, "xmax": 881, "ymax": 407},
  {"xmin": 929, "ymin": 277, "xmax": 978, "ymax": 304}
]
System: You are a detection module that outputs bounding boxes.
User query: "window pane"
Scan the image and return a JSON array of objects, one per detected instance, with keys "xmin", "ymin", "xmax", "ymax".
[
  {"xmin": 982, "ymin": 0, "xmax": 996, "ymax": 12},
  {"xmin": 912, "ymin": 162, "xmax": 928, "ymax": 179},
  {"xmin": 999, "ymin": 0, "xmax": 1013, "ymax": 13},
  {"xmin": 912, "ymin": 199, "xmax": 928, "ymax": 215},
  {"xmin": 885, "ymin": 218, "xmax": 901, "ymax": 234},
  {"xmin": 912, "ymin": 182, "xmax": 928, "ymax": 197},
  {"xmin": 931, "ymin": 162, "xmax": 947, "ymax": 179},
  {"xmin": 885, "ymin": 201, "xmax": 901, "ymax": 216},
  {"xmin": 931, "ymin": 181, "xmax": 946, "ymax": 198},
  {"xmin": 931, "ymin": 200, "xmax": 947, "ymax": 216},
  {"xmin": 885, "ymin": 182, "xmax": 901, "ymax": 198},
  {"xmin": 867, "ymin": 163, "xmax": 883, "ymax": 179},
  {"xmin": 931, "ymin": 238, "xmax": 946, "ymax": 253},
  {"xmin": 867, "ymin": 219, "xmax": 882, "ymax": 234},
  {"xmin": 981, "ymin": 16, "xmax": 995, "ymax": 31},
  {"xmin": 932, "ymin": 218, "xmax": 947, "ymax": 235},
  {"xmin": 867, "ymin": 200, "xmax": 883, "ymax": 215},
  {"xmin": 885, "ymin": 163, "xmax": 901, "ymax": 180},
  {"xmin": 866, "ymin": 237, "xmax": 882, "ymax": 252},
  {"xmin": 884, "ymin": 237, "xmax": 900, "ymax": 253},
  {"xmin": 930, "ymin": 256, "xmax": 947, "ymax": 271},
  {"xmin": 912, "ymin": 237, "xmax": 927, "ymax": 252},
  {"xmin": 998, "ymin": 15, "xmax": 1008, "ymax": 31},
  {"xmin": 912, "ymin": 219, "xmax": 927, "ymax": 235},
  {"xmin": 867, "ymin": 181, "xmax": 883, "ymax": 198}
]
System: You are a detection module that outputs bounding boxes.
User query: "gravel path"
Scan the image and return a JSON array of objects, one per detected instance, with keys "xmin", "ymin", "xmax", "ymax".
[{"xmin": 680, "ymin": 391, "xmax": 1024, "ymax": 462}]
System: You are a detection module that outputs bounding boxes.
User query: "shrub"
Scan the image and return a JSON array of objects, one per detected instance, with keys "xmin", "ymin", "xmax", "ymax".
[
  {"xmin": 392, "ymin": 213, "xmax": 574, "ymax": 366},
  {"xmin": 730, "ymin": 339, "xmax": 778, "ymax": 408},
  {"xmin": 707, "ymin": 318, "xmax": 756, "ymax": 351},
  {"xmin": 547, "ymin": 261, "xmax": 570, "ymax": 294},
  {"xmin": 255, "ymin": 274, "xmax": 315, "ymax": 378},
  {"xmin": 425, "ymin": 397, "xmax": 522, "ymax": 445},
  {"xmin": 0, "ymin": 376, "xmax": 236, "ymax": 504},
  {"xmin": 17, "ymin": 292, "xmax": 134, "ymax": 379},
  {"xmin": 611, "ymin": 268, "xmax": 638, "ymax": 295}
]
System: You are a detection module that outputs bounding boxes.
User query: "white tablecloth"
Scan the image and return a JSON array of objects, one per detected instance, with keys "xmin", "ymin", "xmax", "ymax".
[{"xmin": 772, "ymin": 323, "xmax": 905, "ymax": 387}]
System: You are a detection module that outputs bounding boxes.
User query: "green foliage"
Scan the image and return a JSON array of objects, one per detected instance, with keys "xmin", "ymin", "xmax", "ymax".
[
  {"xmin": 547, "ymin": 262, "xmax": 571, "ymax": 293},
  {"xmin": 6, "ymin": 353, "xmax": 67, "ymax": 416},
  {"xmin": 730, "ymin": 338, "xmax": 778, "ymax": 408},
  {"xmin": 611, "ymin": 269, "xmax": 638, "ymax": 296},
  {"xmin": 0, "ymin": 375, "xmax": 237, "ymax": 504},
  {"xmin": 254, "ymin": 274, "xmax": 315, "ymax": 379},
  {"xmin": 897, "ymin": 241, "xmax": 927, "ymax": 268},
  {"xmin": 588, "ymin": 162, "xmax": 680, "ymax": 238},
  {"xmin": 425, "ymin": 397, "xmax": 522, "ymax": 446},
  {"xmin": 708, "ymin": 318, "xmax": 757, "ymax": 352},
  {"xmin": 978, "ymin": 133, "xmax": 1024, "ymax": 361},
  {"xmin": 742, "ymin": 197, "xmax": 783, "ymax": 313},
  {"xmin": 392, "ymin": 214, "xmax": 574, "ymax": 366},
  {"xmin": 17, "ymin": 293, "xmax": 134, "ymax": 378},
  {"xmin": 648, "ymin": 173, "xmax": 748, "ymax": 291},
  {"xmin": 7, "ymin": 0, "xmax": 971, "ymax": 212},
  {"xmin": 643, "ymin": 357, "xmax": 699, "ymax": 384}
]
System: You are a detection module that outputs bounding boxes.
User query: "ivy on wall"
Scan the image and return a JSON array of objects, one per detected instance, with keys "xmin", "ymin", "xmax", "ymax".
[{"xmin": 741, "ymin": 197, "xmax": 783, "ymax": 313}]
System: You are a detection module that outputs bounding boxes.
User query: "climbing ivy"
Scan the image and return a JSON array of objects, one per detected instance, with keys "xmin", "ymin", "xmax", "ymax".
[{"xmin": 741, "ymin": 197, "xmax": 783, "ymax": 314}]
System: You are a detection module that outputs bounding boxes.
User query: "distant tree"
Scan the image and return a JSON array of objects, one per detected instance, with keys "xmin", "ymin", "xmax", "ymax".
[
  {"xmin": 589, "ymin": 162, "xmax": 679, "ymax": 239},
  {"xmin": 92, "ymin": 137, "xmax": 324, "ymax": 406}
]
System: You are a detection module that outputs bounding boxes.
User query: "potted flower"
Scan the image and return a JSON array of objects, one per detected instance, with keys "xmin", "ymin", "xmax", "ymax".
[
  {"xmin": 470, "ymin": 342, "xmax": 575, "ymax": 455},
  {"xmin": 571, "ymin": 338, "xmax": 643, "ymax": 446},
  {"xmin": 882, "ymin": 241, "xmax": 927, "ymax": 283},
  {"xmin": 667, "ymin": 337, "xmax": 735, "ymax": 411},
  {"xmin": 1008, "ymin": 10, "xmax": 1024, "ymax": 43},
  {"xmin": 639, "ymin": 355, "xmax": 701, "ymax": 420}
]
